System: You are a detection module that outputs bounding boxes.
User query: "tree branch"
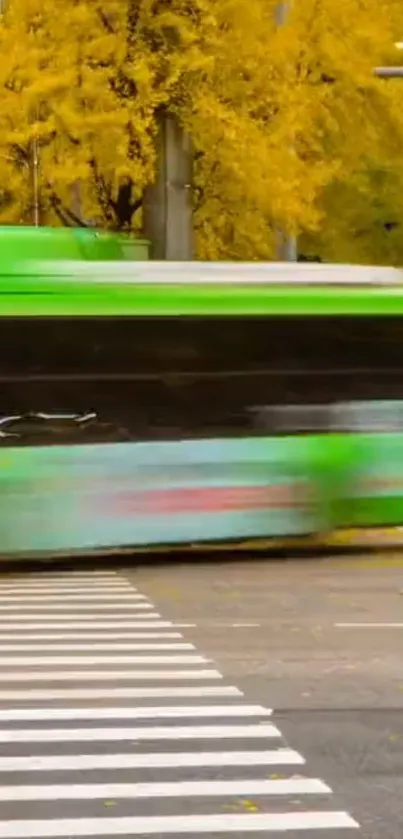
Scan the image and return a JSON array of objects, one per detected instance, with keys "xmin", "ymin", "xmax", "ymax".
[{"xmin": 45, "ymin": 181, "xmax": 88, "ymax": 227}]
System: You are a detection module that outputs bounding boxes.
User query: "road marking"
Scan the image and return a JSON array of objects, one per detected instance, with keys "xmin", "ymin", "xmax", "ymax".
[
  {"xmin": 0, "ymin": 621, "xmax": 174, "ymax": 629},
  {"xmin": 0, "ymin": 669, "xmax": 223, "ymax": 682},
  {"xmin": 0, "ymin": 632, "xmax": 184, "ymax": 640},
  {"xmin": 0, "ymin": 570, "xmax": 357, "ymax": 837},
  {"xmin": 158, "ymin": 623, "xmax": 261, "ymax": 629},
  {"xmin": 0, "ymin": 585, "xmax": 135, "ymax": 593},
  {"xmin": 0, "ymin": 654, "xmax": 208, "ymax": 665},
  {"xmin": 0, "ymin": 578, "xmax": 124, "ymax": 586},
  {"xmin": 0, "ymin": 613, "xmax": 162, "ymax": 620},
  {"xmin": 230, "ymin": 623, "xmax": 261, "ymax": 628},
  {"xmin": 335, "ymin": 622, "xmax": 403, "ymax": 628},
  {"xmin": 0, "ymin": 704, "xmax": 272, "ymax": 722},
  {"xmin": 0, "ymin": 642, "xmax": 194, "ymax": 651},
  {"xmin": 0, "ymin": 603, "xmax": 157, "ymax": 612},
  {"xmin": 0, "ymin": 723, "xmax": 281, "ymax": 742},
  {"xmin": 0, "ymin": 812, "xmax": 359, "ymax": 835},
  {"xmin": 0, "ymin": 685, "xmax": 241, "ymax": 701},
  {"xmin": 162, "ymin": 623, "xmax": 197, "ymax": 627},
  {"xmin": 0, "ymin": 594, "xmax": 147, "ymax": 602},
  {"xmin": 0, "ymin": 778, "xmax": 330, "ymax": 801},
  {"xmin": 0, "ymin": 748, "xmax": 304, "ymax": 772},
  {"xmin": 11, "ymin": 572, "xmax": 120, "ymax": 579}
]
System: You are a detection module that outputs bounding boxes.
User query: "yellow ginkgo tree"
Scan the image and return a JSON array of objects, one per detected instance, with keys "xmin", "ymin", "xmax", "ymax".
[{"xmin": 0, "ymin": 0, "xmax": 402, "ymax": 260}]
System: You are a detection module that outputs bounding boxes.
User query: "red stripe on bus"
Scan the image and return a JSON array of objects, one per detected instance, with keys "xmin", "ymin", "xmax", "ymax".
[{"xmin": 107, "ymin": 485, "xmax": 306, "ymax": 515}]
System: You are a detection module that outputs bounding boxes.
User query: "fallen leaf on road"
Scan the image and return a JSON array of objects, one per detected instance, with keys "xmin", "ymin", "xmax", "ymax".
[{"xmin": 241, "ymin": 800, "xmax": 259, "ymax": 812}]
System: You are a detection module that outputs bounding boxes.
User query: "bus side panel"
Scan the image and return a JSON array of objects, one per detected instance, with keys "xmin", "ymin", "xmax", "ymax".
[
  {"xmin": 309, "ymin": 433, "xmax": 361, "ymax": 532},
  {"xmin": 0, "ymin": 438, "xmax": 321, "ymax": 554},
  {"xmin": 336, "ymin": 432, "xmax": 403, "ymax": 528}
]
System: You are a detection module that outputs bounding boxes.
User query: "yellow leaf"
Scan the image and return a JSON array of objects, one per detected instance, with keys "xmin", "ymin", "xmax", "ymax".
[{"xmin": 241, "ymin": 800, "xmax": 259, "ymax": 812}]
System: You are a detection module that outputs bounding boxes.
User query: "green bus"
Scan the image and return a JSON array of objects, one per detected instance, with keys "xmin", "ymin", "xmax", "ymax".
[
  {"xmin": 0, "ymin": 259, "xmax": 403, "ymax": 557},
  {"xmin": 0, "ymin": 225, "xmax": 149, "ymax": 263}
]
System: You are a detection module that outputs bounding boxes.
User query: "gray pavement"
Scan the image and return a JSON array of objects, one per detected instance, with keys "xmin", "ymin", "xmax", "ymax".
[
  {"xmin": 125, "ymin": 553, "xmax": 403, "ymax": 838},
  {"xmin": 2, "ymin": 554, "xmax": 403, "ymax": 838}
]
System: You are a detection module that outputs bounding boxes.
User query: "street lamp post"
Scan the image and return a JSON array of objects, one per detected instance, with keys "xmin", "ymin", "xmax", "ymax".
[{"xmin": 275, "ymin": 2, "xmax": 298, "ymax": 261}]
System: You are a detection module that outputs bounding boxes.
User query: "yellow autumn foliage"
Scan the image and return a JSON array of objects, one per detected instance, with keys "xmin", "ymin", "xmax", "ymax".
[{"xmin": 0, "ymin": 0, "xmax": 402, "ymax": 260}]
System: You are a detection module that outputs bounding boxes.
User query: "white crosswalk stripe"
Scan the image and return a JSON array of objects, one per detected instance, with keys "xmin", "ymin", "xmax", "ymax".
[
  {"xmin": 0, "ymin": 591, "xmax": 147, "ymax": 609},
  {"xmin": 0, "ymin": 632, "xmax": 185, "ymax": 640},
  {"xmin": 0, "ymin": 654, "xmax": 208, "ymax": 665},
  {"xmin": 0, "ymin": 621, "xmax": 175, "ymax": 629},
  {"xmin": 0, "ymin": 812, "xmax": 360, "ymax": 837},
  {"xmin": 0, "ymin": 685, "xmax": 240, "ymax": 700},
  {"xmin": 0, "ymin": 643, "xmax": 196, "ymax": 651},
  {"xmin": 0, "ymin": 607, "xmax": 161, "ymax": 614},
  {"xmin": 0, "ymin": 586, "xmax": 135, "ymax": 593},
  {"xmin": 0, "ymin": 705, "xmax": 272, "ymax": 721},
  {"xmin": 0, "ymin": 569, "xmax": 360, "ymax": 837},
  {"xmin": 0, "ymin": 778, "xmax": 332, "ymax": 801},
  {"xmin": 0, "ymin": 749, "xmax": 305, "ymax": 772},
  {"xmin": 0, "ymin": 723, "xmax": 282, "ymax": 743},
  {"xmin": 0, "ymin": 669, "xmax": 223, "ymax": 682}
]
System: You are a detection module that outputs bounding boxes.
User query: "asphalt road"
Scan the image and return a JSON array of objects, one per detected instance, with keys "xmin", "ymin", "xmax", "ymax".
[
  {"xmin": 0, "ymin": 553, "xmax": 403, "ymax": 838},
  {"xmin": 127, "ymin": 553, "xmax": 403, "ymax": 838}
]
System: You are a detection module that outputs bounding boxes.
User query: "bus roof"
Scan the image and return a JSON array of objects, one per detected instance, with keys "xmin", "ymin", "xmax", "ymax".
[
  {"xmin": 1, "ymin": 261, "xmax": 403, "ymax": 316},
  {"xmin": 33, "ymin": 260, "xmax": 403, "ymax": 284}
]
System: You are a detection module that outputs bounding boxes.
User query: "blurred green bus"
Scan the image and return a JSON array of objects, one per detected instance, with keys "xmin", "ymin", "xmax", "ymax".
[
  {"xmin": 0, "ymin": 225, "xmax": 149, "ymax": 263},
  {"xmin": 0, "ymin": 259, "xmax": 402, "ymax": 557}
]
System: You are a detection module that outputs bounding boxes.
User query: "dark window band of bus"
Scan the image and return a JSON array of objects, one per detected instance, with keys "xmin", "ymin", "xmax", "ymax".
[{"xmin": 1, "ymin": 316, "xmax": 403, "ymax": 445}]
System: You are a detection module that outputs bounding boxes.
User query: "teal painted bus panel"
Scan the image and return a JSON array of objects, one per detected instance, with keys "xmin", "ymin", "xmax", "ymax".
[
  {"xmin": 0, "ymin": 432, "xmax": 402, "ymax": 552},
  {"xmin": 0, "ymin": 438, "xmax": 319, "ymax": 554}
]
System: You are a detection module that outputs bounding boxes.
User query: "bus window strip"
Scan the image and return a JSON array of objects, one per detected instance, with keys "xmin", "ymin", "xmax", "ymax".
[{"xmin": 1, "ymin": 400, "xmax": 403, "ymax": 445}]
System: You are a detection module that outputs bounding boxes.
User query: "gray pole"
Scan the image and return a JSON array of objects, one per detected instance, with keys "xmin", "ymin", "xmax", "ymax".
[
  {"xmin": 143, "ymin": 111, "xmax": 193, "ymax": 260},
  {"xmin": 373, "ymin": 67, "xmax": 403, "ymax": 77},
  {"xmin": 275, "ymin": 2, "xmax": 297, "ymax": 261},
  {"xmin": 31, "ymin": 104, "xmax": 41, "ymax": 227},
  {"xmin": 32, "ymin": 136, "xmax": 40, "ymax": 226}
]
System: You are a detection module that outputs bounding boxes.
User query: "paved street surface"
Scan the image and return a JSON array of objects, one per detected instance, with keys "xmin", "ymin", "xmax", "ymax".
[{"xmin": 1, "ymin": 554, "xmax": 403, "ymax": 838}]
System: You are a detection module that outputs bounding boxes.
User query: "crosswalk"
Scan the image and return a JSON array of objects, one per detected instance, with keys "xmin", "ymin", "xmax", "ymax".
[{"xmin": 0, "ymin": 569, "xmax": 359, "ymax": 837}]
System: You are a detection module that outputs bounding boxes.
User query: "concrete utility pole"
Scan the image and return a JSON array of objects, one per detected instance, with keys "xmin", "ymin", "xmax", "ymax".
[
  {"xmin": 373, "ymin": 67, "xmax": 403, "ymax": 78},
  {"xmin": 32, "ymin": 135, "xmax": 40, "ymax": 226},
  {"xmin": 143, "ymin": 111, "xmax": 193, "ymax": 260},
  {"xmin": 275, "ymin": 2, "xmax": 298, "ymax": 261}
]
